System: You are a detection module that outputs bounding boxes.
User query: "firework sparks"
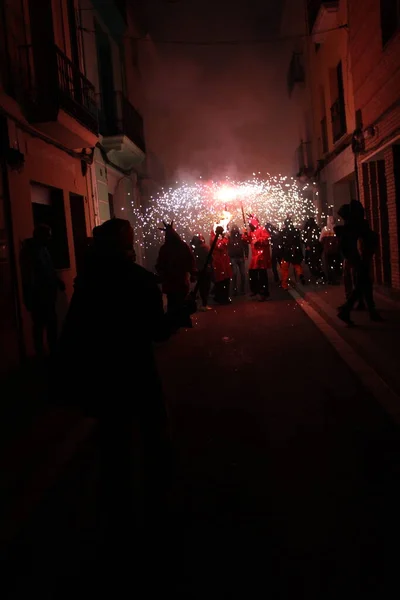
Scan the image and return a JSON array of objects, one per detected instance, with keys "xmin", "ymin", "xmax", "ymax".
[{"xmin": 134, "ymin": 175, "xmax": 316, "ymax": 250}]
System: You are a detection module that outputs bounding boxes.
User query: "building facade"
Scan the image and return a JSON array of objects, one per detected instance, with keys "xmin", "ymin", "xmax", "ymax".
[
  {"xmin": 349, "ymin": 0, "xmax": 400, "ymax": 290},
  {"xmin": 286, "ymin": 0, "xmax": 400, "ymax": 291},
  {"xmin": 0, "ymin": 0, "xmax": 155, "ymax": 371}
]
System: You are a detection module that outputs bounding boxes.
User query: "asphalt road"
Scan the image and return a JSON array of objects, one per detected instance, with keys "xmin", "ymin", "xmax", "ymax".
[{"xmin": 3, "ymin": 286, "xmax": 400, "ymax": 599}]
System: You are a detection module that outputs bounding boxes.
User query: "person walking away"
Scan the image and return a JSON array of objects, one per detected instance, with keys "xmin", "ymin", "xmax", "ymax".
[
  {"xmin": 228, "ymin": 224, "xmax": 247, "ymax": 296},
  {"xmin": 320, "ymin": 216, "xmax": 341, "ymax": 284},
  {"xmin": 341, "ymin": 201, "xmax": 367, "ymax": 310},
  {"xmin": 210, "ymin": 226, "xmax": 232, "ymax": 304},
  {"xmin": 335, "ymin": 202, "xmax": 382, "ymax": 324},
  {"xmin": 191, "ymin": 233, "xmax": 213, "ymax": 310},
  {"xmin": 302, "ymin": 217, "xmax": 324, "ymax": 281},
  {"xmin": 156, "ymin": 221, "xmax": 196, "ymax": 328},
  {"xmin": 280, "ymin": 218, "xmax": 305, "ymax": 290},
  {"xmin": 20, "ymin": 224, "xmax": 65, "ymax": 357},
  {"xmin": 54, "ymin": 218, "xmax": 173, "ymax": 571},
  {"xmin": 243, "ymin": 215, "xmax": 271, "ymax": 300},
  {"xmin": 265, "ymin": 222, "xmax": 282, "ymax": 284}
]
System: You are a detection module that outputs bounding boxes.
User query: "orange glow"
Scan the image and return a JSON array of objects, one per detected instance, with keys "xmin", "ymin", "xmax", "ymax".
[{"xmin": 214, "ymin": 186, "xmax": 238, "ymax": 203}]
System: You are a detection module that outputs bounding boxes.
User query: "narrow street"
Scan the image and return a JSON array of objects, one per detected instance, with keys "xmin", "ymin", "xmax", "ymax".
[{"xmin": 2, "ymin": 286, "xmax": 400, "ymax": 598}]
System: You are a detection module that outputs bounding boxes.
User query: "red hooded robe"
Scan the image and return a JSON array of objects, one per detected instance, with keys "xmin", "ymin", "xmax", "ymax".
[
  {"xmin": 244, "ymin": 218, "xmax": 271, "ymax": 270},
  {"xmin": 210, "ymin": 231, "xmax": 232, "ymax": 282}
]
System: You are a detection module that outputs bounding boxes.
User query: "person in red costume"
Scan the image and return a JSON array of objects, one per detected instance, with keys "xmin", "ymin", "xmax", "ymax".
[
  {"xmin": 243, "ymin": 215, "xmax": 271, "ymax": 300},
  {"xmin": 156, "ymin": 221, "xmax": 196, "ymax": 327},
  {"xmin": 210, "ymin": 225, "xmax": 232, "ymax": 304}
]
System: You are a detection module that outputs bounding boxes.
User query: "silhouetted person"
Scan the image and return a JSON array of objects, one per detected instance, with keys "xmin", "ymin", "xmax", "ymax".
[
  {"xmin": 320, "ymin": 216, "xmax": 341, "ymax": 284},
  {"xmin": 335, "ymin": 202, "xmax": 382, "ymax": 324},
  {"xmin": 20, "ymin": 224, "xmax": 65, "ymax": 357},
  {"xmin": 156, "ymin": 221, "xmax": 196, "ymax": 328},
  {"xmin": 228, "ymin": 224, "xmax": 247, "ymax": 295},
  {"xmin": 280, "ymin": 218, "xmax": 305, "ymax": 290},
  {"xmin": 54, "ymin": 218, "xmax": 172, "ymax": 551},
  {"xmin": 265, "ymin": 222, "xmax": 282, "ymax": 283},
  {"xmin": 191, "ymin": 233, "xmax": 213, "ymax": 311},
  {"xmin": 302, "ymin": 217, "xmax": 324, "ymax": 281}
]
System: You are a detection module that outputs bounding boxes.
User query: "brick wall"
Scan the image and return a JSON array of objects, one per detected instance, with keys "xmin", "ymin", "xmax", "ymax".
[
  {"xmin": 349, "ymin": 0, "xmax": 400, "ymax": 128},
  {"xmin": 350, "ymin": 0, "xmax": 400, "ymax": 290}
]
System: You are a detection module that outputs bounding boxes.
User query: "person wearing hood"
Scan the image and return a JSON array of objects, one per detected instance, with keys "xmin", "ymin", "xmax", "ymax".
[
  {"xmin": 335, "ymin": 201, "xmax": 382, "ymax": 324},
  {"xmin": 156, "ymin": 222, "xmax": 196, "ymax": 327},
  {"xmin": 280, "ymin": 218, "xmax": 305, "ymax": 290},
  {"xmin": 320, "ymin": 215, "xmax": 341, "ymax": 284},
  {"xmin": 243, "ymin": 215, "xmax": 271, "ymax": 300},
  {"xmin": 302, "ymin": 217, "xmax": 324, "ymax": 281},
  {"xmin": 228, "ymin": 224, "xmax": 247, "ymax": 296},
  {"xmin": 191, "ymin": 233, "xmax": 213, "ymax": 311},
  {"xmin": 265, "ymin": 222, "xmax": 282, "ymax": 284},
  {"xmin": 54, "ymin": 218, "xmax": 172, "ymax": 534},
  {"xmin": 210, "ymin": 224, "xmax": 232, "ymax": 304},
  {"xmin": 20, "ymin": 223, "xmax": 66, "ymax": 357}
]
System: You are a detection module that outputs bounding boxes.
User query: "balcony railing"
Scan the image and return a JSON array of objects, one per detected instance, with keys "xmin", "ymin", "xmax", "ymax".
[
  {"xmin": 55, "ymin": 46, "xmax": 98, "ymax": 128},
  {"xmin": 321, "ymin": 116, "xmax": 328, "ymax": 153},
  {"xmin": 330, "ymin": 98, "xmax": 347, "ymax": 143},
  {"xmin": 98, "ymin": 91, "xmax": 145, "ymax": 153},
  {"xmin": 18, "ymin": 43, "xmax": 98, "ymax": 134}
]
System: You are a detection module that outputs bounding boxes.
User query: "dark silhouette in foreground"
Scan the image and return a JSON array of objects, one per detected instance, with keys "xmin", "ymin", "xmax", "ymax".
[
  {"xmin": 335, "ymin": 201, "xmax": 382, "ymax": 325},
  {"xmin": 53, "ymin": 219, "xmax": 172, "ymax": 576},
  {"xmin": 156, "ymin": 221, "xmax": 196, "ymax": 328},
  {"xmin": 191, "ymin": 233, "xmax": 213, "ymax": 310},
  {"xmin": 20, "ymin": 224, "xmax": 65, "ymax": 357}
]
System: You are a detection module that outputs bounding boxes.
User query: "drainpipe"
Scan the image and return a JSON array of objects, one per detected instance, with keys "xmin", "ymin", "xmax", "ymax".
[
  {"xmin": 351, "ymin": 128, "xmax": 364, "ymax": 203},
  {"xmin": 0, "ymin": 117, "xmax": 26, "ymax": 364}
]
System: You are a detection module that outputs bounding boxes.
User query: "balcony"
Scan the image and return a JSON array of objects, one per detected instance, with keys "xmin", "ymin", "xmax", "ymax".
[
  {"xmin": 18, "ymin": 43, "xmax": 98, "ymax": 149},
  {"xmin": 307, "ymin": 0, "xmax": 339, "ymax": 43},
  {"xmin": 330, "ymin": 98, "xmax": 347, "ymax": 143},
  {"xmin": 98, "ymin": 91, "xmax": 146, "ymax": 170},
  {"xmin": 287, "ymin": 52, "xmax": 305, "ymax": 96}
]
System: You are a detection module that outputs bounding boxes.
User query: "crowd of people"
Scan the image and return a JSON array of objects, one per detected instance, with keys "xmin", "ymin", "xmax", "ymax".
[
  {"xmin": 153, "ymin": 207, "xmax": 378, "ymax": 326},
  {"xmin": 19, "ymin": 200, "xmax": 382, "ymax": 362},
  {"xmin": 15, "ymin": 198, "xmax": 381, "ymax": 536}
]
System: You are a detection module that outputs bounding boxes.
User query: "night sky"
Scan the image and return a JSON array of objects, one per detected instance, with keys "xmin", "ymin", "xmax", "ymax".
[{"xmin": 138, "ymin": 0, "xmax": 298, "ymax": 182}]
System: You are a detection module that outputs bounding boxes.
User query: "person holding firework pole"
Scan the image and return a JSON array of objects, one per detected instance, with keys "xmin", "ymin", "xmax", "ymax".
[
  {"xmin": 210, "ymin": 215, "xmax": 232, "ymax": 305},
  {"xmin": 243, "ymin": 214, "xmax": 271, "ymax": 301}
]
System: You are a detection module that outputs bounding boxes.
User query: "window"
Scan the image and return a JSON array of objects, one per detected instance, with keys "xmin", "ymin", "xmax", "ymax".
[
  {"xmin": 330, "ymin": 61, "xmax": 347, "ymax": 142},
  {"xmin": 31, "ymin": 183, "xmax": 70, "ymax": 269},
  {"xmin": 381, "ymin": 0, "xmax": 400, "ymax": 46}
]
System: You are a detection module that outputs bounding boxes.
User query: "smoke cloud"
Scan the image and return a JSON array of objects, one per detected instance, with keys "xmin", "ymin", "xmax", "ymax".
[{"xmin": 139, "ymin": 0, "xmax": 300, "ymax": 184}]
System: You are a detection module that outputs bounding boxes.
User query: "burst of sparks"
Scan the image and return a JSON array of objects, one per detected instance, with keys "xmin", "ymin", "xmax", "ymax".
[{"xmin": 134, "ymin": 174, "xmax": 317, "ymax": 250}]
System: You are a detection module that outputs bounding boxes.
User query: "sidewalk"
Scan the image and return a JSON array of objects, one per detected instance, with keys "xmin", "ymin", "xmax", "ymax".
[
  {"xmin": 293, "ymin": 277, "xmax": 400, "ymax": 399},
  {"xmin": 0, "ymin": 360, "xmax": 95, "ymax": 546}
]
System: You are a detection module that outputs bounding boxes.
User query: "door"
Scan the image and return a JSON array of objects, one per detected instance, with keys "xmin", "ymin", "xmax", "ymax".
[
  {"xmin": 70, "ymin": 193, "xmax": 87, "ymax": 276},
  {"xmin": 108, "ymin": 193, "xmax": 115, "ymax": 219}
]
